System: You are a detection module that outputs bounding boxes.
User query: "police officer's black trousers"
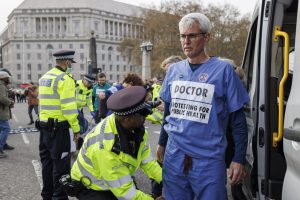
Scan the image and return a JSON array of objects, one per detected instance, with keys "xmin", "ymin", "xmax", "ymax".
[
  {"xmin": 39, "ymin": 125, "xmax": 71, "ymax": 200},
  {"xmin": 77, "ymin": 189, "xmax": 118, "ymax": 200}
]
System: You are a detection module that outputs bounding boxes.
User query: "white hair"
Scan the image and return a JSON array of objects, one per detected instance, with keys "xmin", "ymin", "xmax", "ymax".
[{"xmin": 179, "ymin": 13, "xmax": 212, "ymax": 33}]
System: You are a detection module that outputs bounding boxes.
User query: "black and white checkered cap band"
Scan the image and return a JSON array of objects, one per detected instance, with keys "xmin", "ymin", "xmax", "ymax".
[
  {"xmin": 114, "ymin": 102, "xmax": 147, "ymax": 116},
  {"xmin": 55, "ymin": 55, "xmax": 74, "ymax": 60}
]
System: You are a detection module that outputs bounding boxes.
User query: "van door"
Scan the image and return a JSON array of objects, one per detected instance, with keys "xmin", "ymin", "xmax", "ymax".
[
  {"xmin": 282, "ymin": 1, "xmax": 300, "ymax": 199},
  {"xmin": 241, "ymin": 0, "xmax": 297, "ymax": 199}
]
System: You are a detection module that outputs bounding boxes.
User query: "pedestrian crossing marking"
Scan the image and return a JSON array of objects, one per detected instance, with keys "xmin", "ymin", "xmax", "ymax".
[{"xmin": 10, "ymin": 127, "xmax": 39, "ymax": 134}]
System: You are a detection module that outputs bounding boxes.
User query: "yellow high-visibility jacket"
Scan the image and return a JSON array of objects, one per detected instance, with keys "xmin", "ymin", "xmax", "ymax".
[
  {"xmin": 71, "ymin": 114, "xmax": 162, "ymax": 200},
  {"xmin": 146, "ymin": 109, "xmax": 163, "ymax": 125},
  {"xmin": 75, "ymin": 80, "xmax": 93, "ymax": 112},
  {"xmin": 39, "ymin": 66, "xmax": 80, "ymax": 133},
  {"xmin": 152, "ymin": 83, "xmax": 161, "ymax": 101}
]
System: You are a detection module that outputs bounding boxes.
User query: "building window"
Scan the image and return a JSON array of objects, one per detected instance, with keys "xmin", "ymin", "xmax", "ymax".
[
  {"xmin": 27, "ymin": 53, "xmax": 31, "ymax": 59},
  {"xmin": 123, "ymin": 65, "xmax": 126, "ymax": 71},
  {"xmin": 27, "ymin": 64, "xmax": 31, "ymax": 70},
  {"xmin": 130, "ymin": 65, "xmax": 133, "ymax": 71},
  {"xmin": 102, "ymin": 64, "xmax": 105, "ymax": 71},
  {"xmin": 48, "ymin": 52, "xmax": 52, "ymax": 60},
  {"xmin": 69, "ymin": 44, "xmax": 73, "ymax": 49},
  {"xmin": 80, "ymin": 64, "xmax": 84, "ymax": 71},
  {"xmin": 108, "ymin": 54, "xmax": 111, "ymax": 61},
  {"xmin": 37, "ymin": 44, "xmax": 41, "ymax": 49},
  {"xmin": 38, "ymin": 74, "xmax": 42, "ymax": 79},
  {"xmin": 26, "ymin": 44, "xmax": 31, "ymax": 49},
  {"xmin": 38, "ymin": 64, "xmax": 42, "ymax": 70},
  {"xmin": 110, "ymin": 74, "xmax": 113, "ymax": 80},
  {"xmin": 109, "ymin": 65, "xmax": 112, "ymax": 71},
  {"xmin": 105, "ymin": 20, "xmax": 108, "ymax": 34},
  {"xmin": 94, "ymin": 22, "xmax": 99, "ymax": 31},
  {"xmin": 17, "ymin": 74, "xmax": 21, "ymax": 79},
  {"xmin": 37, "ymin": 53, "xmax": 42, "ymax": 60},
  {"xmin": 16, "ymin": 44, "xmax": 20, "ymax": 49},
  {"xmin": 123, "ymin": 56, "xmax": 126, "ymax": 61},
  {"xmin": 17, "ymin": 53, "xmax": 21, "ymax": 60},
  {"xmin": 27, "ymin": 74, "xmax": 31, "ymax": 80},
  {"xmin": 48, "ymin": 63, "xmax": 52, "ymax": 69},
  {"xmin": 116, "ymin": 55, "xmax": 119, "ymax": 61},
  {"xmin": 116, "ymin": 65, "xmax": 119, "ymax": 71},
  {"xmin": 17, "ymin": 64, "xmax": 21, "ymax": 70},
  {"xmin": 80, "ymin": 44, "xmax": 84, "ymax": 49},
  {"xmin": 102, "ymin": 54, "xmax": 105, "ymax": 60},
  {"xmin": 59, "ymin": 44, "xmax": 62, "ymax": 49},
  {"xmin": 80, "ymin": 53, "xmax": 84, "ymax": 62},
  {"xmin": 102, "ymin": 45, "xmax": 105, "ymax": 50},
  {"xmin": 117, "ymin": 74, "xmax": 120, "ymax": 82}
]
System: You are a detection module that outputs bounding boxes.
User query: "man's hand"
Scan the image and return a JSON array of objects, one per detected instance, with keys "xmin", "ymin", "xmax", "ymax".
[
  {"xmin": 157, "ymin": 101, "xmax": 165, "ymax": 112},
  {"xmin": 228, "ymin": 161, "xmax": 247, "ymax": 185},
  {"xmin": 156, "ymin": 145, "xmax": 165, "ymax": 163},
  {"xmin": 73, "ymin": 133, "xmax": 80, "ymax": 142}
]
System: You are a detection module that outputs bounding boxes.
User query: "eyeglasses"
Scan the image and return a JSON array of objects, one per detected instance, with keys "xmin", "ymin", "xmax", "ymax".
[{"xmin": 179, "ymin": 32, "xmax": 206, "ymax": 42}]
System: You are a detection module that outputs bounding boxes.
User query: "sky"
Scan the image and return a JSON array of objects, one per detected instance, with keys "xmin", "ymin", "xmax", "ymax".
[{"xmin": 0, "ymin": 0, "xmax": 257, "ymax": 32}]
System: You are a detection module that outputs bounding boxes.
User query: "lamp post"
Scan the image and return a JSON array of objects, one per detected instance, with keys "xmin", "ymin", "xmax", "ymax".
[
  {"xmin": 89, "ymin": 31, "xmax": 97, "ymax": 74},
  {"xmin": 140, "ymin": 41, "xmax": 153, "ymax": 80},
  {"xmin": 87, "ymin": 59, "xmax": 92, "ymax": 74},
  {"xmin": 22, "ymin": 19, "xmax": 25, "ymax": 83}
]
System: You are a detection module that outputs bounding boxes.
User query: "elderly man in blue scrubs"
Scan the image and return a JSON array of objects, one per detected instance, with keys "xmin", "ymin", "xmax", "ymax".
[{"xmin": 159, "ymin": 13, "xmax": 249, "ymax": 199}]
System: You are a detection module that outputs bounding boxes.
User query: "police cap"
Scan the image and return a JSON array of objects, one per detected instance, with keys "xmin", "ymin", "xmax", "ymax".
[
  {"xmin": 107, "ymin": 86, "xmax": 151, "ymax": 116},
  {"xmin": 53, "ymin": 50, "xmax": 76, "ymax": 63},
  {"xmin": 83, "ymin": 74, "xmax": 95, "ymax": 83}
]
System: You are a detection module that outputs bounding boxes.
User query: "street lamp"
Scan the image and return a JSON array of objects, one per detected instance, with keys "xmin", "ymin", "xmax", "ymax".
[
  {"xmin": 22, "ymin": 19, "xmax": 25, "ymax": 83},
  {"xmin": 140, "ymin": 41, "xmax": 153, "ymax": 80}
]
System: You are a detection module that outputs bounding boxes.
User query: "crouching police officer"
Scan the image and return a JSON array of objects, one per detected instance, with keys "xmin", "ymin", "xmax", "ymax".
[
  {"xmin": 38, "ymin": 50, "xmax": 80, "ymax": 200},
  {"xmin": 69, "ymin": 86, "xmax": 164, "ymax": 200}
]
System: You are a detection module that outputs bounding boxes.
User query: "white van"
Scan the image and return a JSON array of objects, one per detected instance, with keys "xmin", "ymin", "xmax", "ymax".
[{"xmin": 240, "ymin": 0, "xmax": 300, "ymax": 199}]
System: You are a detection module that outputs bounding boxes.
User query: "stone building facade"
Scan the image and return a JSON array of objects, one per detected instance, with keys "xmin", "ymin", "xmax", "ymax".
[{"xmin": 0, "ymin": 0, "xmax": 144, "ymax": 84}]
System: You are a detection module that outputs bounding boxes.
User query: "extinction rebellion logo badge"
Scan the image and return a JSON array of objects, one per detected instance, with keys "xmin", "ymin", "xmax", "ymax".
[{"xmin": 199, "ymin": 73, "xmax": 208, "ymax": 82}]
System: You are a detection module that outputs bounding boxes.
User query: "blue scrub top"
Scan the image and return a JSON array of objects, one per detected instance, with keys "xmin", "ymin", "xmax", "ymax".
[{"xmin": 160, "ymin": 57, "xmax": 249, "ymax": 160}]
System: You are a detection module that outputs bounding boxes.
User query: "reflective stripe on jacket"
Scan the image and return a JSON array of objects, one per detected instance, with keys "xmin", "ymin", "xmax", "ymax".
[
  {"xmin": 146, "ymin": 109, "xmax": 163, "ymax": 125},
  {"xmin": 38, "ymin": 67, "xmax": 80, "ymax": 133},
  {"xmin": 71, "ymin": 114, "xmax": 162, "ymax": 200},
  {"xmin": 76, "ymin": 80, "xmax": 93, "ymax": 112}
]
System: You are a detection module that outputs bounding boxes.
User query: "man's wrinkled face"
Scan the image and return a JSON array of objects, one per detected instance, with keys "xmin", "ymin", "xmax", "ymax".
[
  {"xmin": 98, "ymin": 77, "xmax": 106, "ymax": 86},
  {"xmin": 179, "ymin": 23, "xmax": 209, "ymax": 59}
]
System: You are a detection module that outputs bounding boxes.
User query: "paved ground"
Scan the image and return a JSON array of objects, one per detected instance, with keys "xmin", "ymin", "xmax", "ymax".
[{"xmin": 0, "ymin": 102, "xmax": 233, "ymax": 199}]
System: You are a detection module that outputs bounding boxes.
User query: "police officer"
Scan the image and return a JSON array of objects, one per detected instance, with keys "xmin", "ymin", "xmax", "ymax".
[
  {"xmin": 38, "ymin": 50, "xmax": 80, "ymax": 200},
  {"xmin": 76, "ymin": 74, "xmax": 95, "ymax": 133},
  {"xmin": 71, "ymin": 86, "xmax": 163, "ymax": 200}
]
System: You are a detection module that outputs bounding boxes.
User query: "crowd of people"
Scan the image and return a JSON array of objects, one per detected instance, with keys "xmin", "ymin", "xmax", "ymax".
[{"xmin": 0, "ymin": 12, "xmax": 250, "ymax": 200}]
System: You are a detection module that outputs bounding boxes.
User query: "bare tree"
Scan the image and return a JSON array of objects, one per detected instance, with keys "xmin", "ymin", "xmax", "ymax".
[{"xmin": 118, "ymin": 0, "xmax": 250, "ymax": 77}]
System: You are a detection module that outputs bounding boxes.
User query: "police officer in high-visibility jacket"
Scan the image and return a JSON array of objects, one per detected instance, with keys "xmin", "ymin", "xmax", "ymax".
[
  {"xmin": 38, "ymin": 50, "xmax": 80, "ymax": 200},
  {"xmin": 71, "ymin": 86, "xmax": 164, "ymax": 200},
  {"xmin": 76, "ymin": 74, "xmax": 95, "ymax": 133}
]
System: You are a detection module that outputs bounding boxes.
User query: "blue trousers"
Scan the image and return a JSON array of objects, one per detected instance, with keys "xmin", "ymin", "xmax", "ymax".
[
  {"xmin": 0, "ymin": 120, "xmax": 10, "ymax": 151},
  {"xmin": 163, "ymin": 139, "xmax": 227, "ymax": 200}
]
